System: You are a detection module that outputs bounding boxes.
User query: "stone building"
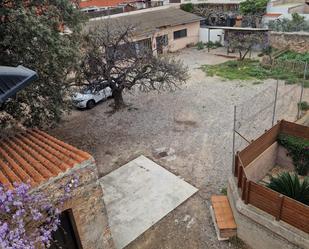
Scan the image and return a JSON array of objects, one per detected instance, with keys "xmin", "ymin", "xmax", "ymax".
[{"xmin": 0, "ymin": 129, "xmax": 114, "ymax": 249}]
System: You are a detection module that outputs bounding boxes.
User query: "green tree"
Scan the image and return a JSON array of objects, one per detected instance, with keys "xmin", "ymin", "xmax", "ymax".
[
  {"xmin": 0, "ymin": 0, "xmax": 84, "ymax": 130},
  {"xmin": 240, "ymin": 0, "xmax": 268, "ymax": 27},
  {"xmin": 240, "ymin": 0, "xmax": 268, "ymax": 16},
  {"xmin": 269, "ymin": 13, "xmax": 309, "ymax": 32},
  {"xmin": 227, "ymin": 31, "xmax": 266, "ymax": 60}
]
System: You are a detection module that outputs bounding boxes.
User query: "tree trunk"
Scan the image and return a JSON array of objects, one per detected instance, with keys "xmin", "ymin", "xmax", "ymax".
[{"xmin": 113, "ymin": 89, "xmax": 125, "ymax": 110}]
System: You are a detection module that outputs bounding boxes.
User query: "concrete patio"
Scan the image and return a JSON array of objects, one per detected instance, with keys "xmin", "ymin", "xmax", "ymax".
[{"xmin": 100, "ymin": 155, "xmax": 198, "ymax": 249}]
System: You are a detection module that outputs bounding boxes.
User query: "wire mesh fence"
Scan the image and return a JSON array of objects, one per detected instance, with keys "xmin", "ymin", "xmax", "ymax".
[
  {"xmin": 233, "ymin": 81, "xmax": 308, "ymax": 154},
  {"xmin": 231, "ymin": 60, "xmax": 309, "ymax": 172}
]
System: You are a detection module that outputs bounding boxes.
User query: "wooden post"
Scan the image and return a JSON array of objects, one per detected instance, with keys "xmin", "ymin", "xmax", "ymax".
[
  {"xmin": 276, "ymin": 194, "xmax": 285, "ymax": 221},
  {"xmin": 237, "ymin": 166, "xmax": 243, "ymax": 188},
  {"xmin": 241, "ymin": 176, "xmax": 247, "ymax": 200},
  {"xmin": 245, "ymin": 181, "xmax": 250, "ymax": 204},
  {"xmin": 234, "ymin": 154, "xmax": 239, "ymax": 177}
]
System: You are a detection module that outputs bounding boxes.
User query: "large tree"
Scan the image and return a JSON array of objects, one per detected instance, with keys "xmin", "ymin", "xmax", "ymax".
[
  {"xmin": 0, "ymin": 0, "xmax": 84, "ymax": 129},
  {"xmin": 240, "ymin": 0, "xmax": 268, "ymax": 27},
  {"xmin": 78, "ymin": 21, "xmax": 189, "ymax": 109},
  {"xmin": 240, "ymin": 0, "xmax": 268, "ymax": 16}
]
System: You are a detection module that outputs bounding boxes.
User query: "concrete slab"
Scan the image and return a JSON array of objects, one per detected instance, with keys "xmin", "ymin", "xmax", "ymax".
[{"xmin": 100, "ymin": 155, "xmax": 198, "ymax": 249}]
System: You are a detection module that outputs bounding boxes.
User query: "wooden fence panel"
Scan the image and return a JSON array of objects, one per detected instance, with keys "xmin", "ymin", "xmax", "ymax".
[
  {"xmin": 280, "ymin": 120, "xmax": 309, "ymax": 140},
  {"xmin": 248, "ymin": 182, "xmax": 281, "ymax": 217},
  {"xmin": 239, "ymin": 122, "xmax": 281, "ymax": 167},
  {"xmin": 281, "ymin": 197, "xmax": 309, "ymax": 233}
]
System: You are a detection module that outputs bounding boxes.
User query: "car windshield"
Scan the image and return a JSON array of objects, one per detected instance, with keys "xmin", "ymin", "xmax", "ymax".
[{"xmin": 81, "ymin": 86, "xmax": 95, "ymax": 94}]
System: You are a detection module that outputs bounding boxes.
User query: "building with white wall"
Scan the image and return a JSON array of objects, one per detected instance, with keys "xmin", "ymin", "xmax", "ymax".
[{"xmin": 88, "ymin": 7, "xmax": 204, "ymax": 54}]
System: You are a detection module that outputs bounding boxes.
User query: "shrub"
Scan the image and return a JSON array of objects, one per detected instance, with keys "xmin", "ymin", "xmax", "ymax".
[
  {"xmin": 180, "ymin": 3, "xmax": 194, "ymax": 13},
  {"xmin": 214, "ymin": 41, "xmax": 222, "ymax": 47},
  {"xmin": 240, "ymin": 0, "xmax": 268, "ymax": 16},
  {"xmin": 298, "ymin": 101, "xmax": 309, "ymax": 111},
  {"xmin": 196, "ymin": 41, "xmax": 205, "ymax": 50},
  {"xmin": 278, "ymin": 134, "xmax": 309, "ymax": 176},
  {"xmin": 278, "ymin": 51, "xmax": 309, "ymax": 63},
  {"xmin": 269, "ymin": 13, "xmax": 309, "ymax": 32},
  {"xmin": 268, "ymin": 172, "xmax": 309, "ymax": 205}
]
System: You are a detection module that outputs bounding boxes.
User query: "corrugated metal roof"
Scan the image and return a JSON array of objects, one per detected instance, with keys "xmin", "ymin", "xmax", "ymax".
[
  {"xmin": 88, "ymin": 8, "xmax": 205, "ymax": 37},
  {"xmin": 0, "ymin": 66, "xmax": 37, "ymax": 104},
  {"xmin": 0, "ymin": 129, "xmax": 92, "ymax": 188}
]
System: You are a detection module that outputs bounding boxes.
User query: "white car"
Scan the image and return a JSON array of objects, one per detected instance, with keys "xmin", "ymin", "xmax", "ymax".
[{"xmin": 72, "ymin": 85, "xmax": 112, "ymax": 109}]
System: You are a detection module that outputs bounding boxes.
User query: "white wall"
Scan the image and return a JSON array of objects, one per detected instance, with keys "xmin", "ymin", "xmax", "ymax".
[{"xmin": 199, "ymin": 28, "xmax": 224, "ymax": 44}]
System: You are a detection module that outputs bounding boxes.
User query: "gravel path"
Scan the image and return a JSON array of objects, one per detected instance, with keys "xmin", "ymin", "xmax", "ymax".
[{"xmin": 50, "ymin": 48, "xmax": 308, "ymax": 249}]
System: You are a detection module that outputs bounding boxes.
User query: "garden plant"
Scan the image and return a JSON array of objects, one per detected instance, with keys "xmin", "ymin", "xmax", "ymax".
[
  {"xmin": 268, "ymin": 172, "xmax": 309, "ymax": 205},
  {"xmin": 0, "ymin": 177, "xmax": 78, "ymax": 249}
]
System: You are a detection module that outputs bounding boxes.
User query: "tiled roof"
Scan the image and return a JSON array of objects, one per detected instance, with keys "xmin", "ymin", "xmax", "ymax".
[
  {"xmin": 88, "ymin": 8, "xmax": 204, "ymax": 37},
  {"xmin": 79, "ymin": 0, "xmax": 131, "ymax": 8},
  {"xmin": 264, "ymin": 13, "xmax": 282, "ymax": 17},
  {"xmin": 0, "ymin": 129, "xmax": 92, "ymax": 188}
]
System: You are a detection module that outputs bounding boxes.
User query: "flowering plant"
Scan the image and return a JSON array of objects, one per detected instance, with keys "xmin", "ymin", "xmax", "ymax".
[{"xmin": 0, "ymin": 177, "xmax": 78, "ymax": 249}]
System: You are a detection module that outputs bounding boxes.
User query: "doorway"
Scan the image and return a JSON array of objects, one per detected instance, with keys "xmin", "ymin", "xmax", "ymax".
[
  {"xmin": 50, "ymin": 210, "xmax": 82, "ymax": 249},
  {"xmin": 156, "ymin": 35, "xmax": 168, "ymax": 54}
]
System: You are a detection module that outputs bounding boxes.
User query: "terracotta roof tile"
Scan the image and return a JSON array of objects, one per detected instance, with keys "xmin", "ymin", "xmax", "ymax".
[
  {"xmin": 0, "ymin": 130, "xmax": 92, "ymax": 188},
  {"xmin": 79, "ymin": 0, "xmax": 126, "ymax": 8}
]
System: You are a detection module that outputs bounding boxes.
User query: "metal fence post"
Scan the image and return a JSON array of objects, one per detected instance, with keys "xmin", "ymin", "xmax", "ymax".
[
  {"xmin": 232, "ymin": 105, "xmax": 236, "ymax": 174},
  {"xmin": 208, "ymin": 28, "xmax": 210, "ymax": 53},
  {"xmin": 297, "ymin": 62, "xmax": 307, "ymax": 119},
  {"xmin": 272, "ymin": 79, "xmax": 279, "ymax": 127}
]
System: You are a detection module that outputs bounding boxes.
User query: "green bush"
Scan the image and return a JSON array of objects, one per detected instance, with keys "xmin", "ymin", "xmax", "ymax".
[
  {"xmin": 298, "ymin": 101, "xmax": 309, "ymax": 111},
  {"xmin": 268, "ymin": 172, "xmax": 309, "ymax": 205},
  {"xmin": 278, "ymin": 51, "xmax": 309, "ymax": 63},
  {"xmin": 220, "ymin": 187, "xmax": 227, "ymax": 195},
  {"xmin": 214, "ymin": 41, "xmax": 222, "ymax": 47},
  {"xmin": 180, "ymin": 3, "xmax": 194, "ymax": 13},
  {"xmin": 278, "ymin": 134, "xmax": 309, "ymax": 176},
  {"xmin": 196, "ymin": 41, "xmax": 205, "ymax": 50},
  {"xmin": 269, "ymin": 13, "xmax": 309, "ymax": 32},
  {"xmin": 240, "ymin": 0, "xmax": 268, "ymax": 15},
  {"xmin": 205, "ymin": 41, "xmax": 222, "ymax": 49}
]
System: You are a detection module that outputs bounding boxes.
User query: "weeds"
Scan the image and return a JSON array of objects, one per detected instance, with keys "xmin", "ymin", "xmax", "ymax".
[{"xmin": 201, "ymin": 59, "xmax": 309, "ymax": 87}]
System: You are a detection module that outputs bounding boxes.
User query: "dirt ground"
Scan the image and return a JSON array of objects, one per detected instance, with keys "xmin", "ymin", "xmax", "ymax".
[{"xmin": 50, "ymin": 48, "xmax": 308, "ymax": 249}]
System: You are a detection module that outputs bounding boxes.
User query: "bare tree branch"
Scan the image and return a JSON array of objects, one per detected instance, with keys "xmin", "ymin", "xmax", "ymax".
[{"xmin": 77, "ymin": 21, "xmax": 189, "ymax": 109}]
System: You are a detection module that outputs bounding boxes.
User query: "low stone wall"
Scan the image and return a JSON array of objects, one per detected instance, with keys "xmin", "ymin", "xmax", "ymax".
[{"xmin": 269, "ymin": 31, "xmax": 309, "ymax": 53}]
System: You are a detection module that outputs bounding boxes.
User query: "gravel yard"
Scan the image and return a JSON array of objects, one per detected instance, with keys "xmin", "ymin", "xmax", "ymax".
[{"xmin": 50, "ymin": 48, "xmax": 307, "ymax": 249}]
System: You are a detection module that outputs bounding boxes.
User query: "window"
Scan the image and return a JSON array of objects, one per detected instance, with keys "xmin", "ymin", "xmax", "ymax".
[{"xmin": 173, "ymin": 29, "xmax": 187, "ymax": 40}]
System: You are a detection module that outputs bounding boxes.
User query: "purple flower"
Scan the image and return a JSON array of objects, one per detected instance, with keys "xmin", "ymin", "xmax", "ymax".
[{"xmin": 0, "ymin": 178, "xmax": 77, "ymax": 248}]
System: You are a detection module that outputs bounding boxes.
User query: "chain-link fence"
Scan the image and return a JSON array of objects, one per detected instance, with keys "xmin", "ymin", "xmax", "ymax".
[{"xmin": 232, "ymin": 61, "xmax": 308, "ymax": 171}]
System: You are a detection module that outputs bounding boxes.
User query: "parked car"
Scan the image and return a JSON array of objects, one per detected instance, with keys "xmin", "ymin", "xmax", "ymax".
[{"xmin": 72, "ymin": 85, "xmax": 112, "ymax": 109}]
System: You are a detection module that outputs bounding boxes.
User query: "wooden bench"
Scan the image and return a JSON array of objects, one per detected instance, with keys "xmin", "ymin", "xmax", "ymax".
[{"xmin": 210, "ymin": 195, "xmax": 237, "ymax": 240}]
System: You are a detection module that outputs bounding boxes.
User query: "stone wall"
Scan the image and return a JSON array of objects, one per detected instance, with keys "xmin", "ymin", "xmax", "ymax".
[
  {"xmin": 269, "ymin": 31, "xmax": 309, "ymax": 53},
  {"xmin": 37, "ymin": 158, "xmax": 115, "ymax": 249}
]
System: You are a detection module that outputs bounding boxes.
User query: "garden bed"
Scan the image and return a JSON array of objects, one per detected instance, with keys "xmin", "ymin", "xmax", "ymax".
[{"xmin": 234, "ymin": 120, "xmax": 309, "ymax": 233}]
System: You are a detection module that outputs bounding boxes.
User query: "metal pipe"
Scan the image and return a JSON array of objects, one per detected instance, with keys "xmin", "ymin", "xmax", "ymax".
[
  {"xmin": 272, "ymin": 79, "xmax": 279, "ymax": 127},
  {"xmin": 232, "ymin": 105, "xmax": 236, "ymax": 173},
  {"xmin": 297, "ymin": 62, "xmax": 307, "ymax": 119}
]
